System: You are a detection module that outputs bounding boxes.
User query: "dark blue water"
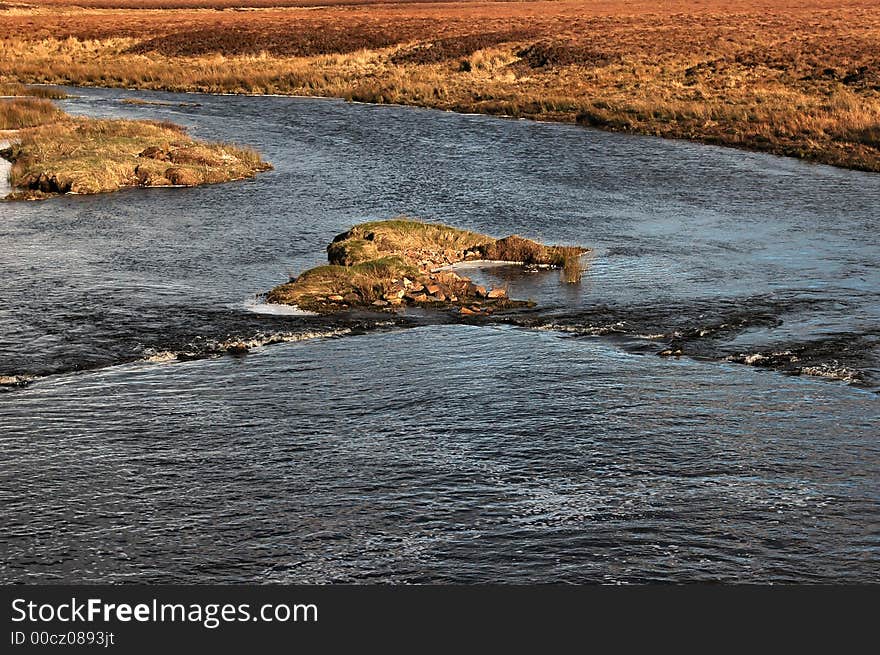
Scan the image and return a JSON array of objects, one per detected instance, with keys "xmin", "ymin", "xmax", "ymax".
[{"xmin": 1, "ymin": 88, "xmax": 877, "ymax": 582}]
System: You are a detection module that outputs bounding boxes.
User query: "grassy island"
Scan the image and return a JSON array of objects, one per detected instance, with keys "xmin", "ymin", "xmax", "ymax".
[
  {"xmin": 1, "ymin": 97, "xmax": 271, "ymax": 200},
  {"xmin": 266, "ymin": 219, "xmax": 587, "ymax": 314}
]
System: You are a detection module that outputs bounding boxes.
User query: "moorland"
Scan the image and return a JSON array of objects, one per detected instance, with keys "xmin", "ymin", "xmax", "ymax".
[{"xmin": 0, "ymin": 0, "xmax": 878, "ymax": 171}]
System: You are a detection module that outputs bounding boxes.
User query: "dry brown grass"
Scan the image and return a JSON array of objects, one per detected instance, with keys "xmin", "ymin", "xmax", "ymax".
[
  {"xmin": 0, "ymin": 83, "xmax": 68, "ymax": 98},
  {"xmin": 476, "ymin": 235, "xmax": 587, "ymax": 267},
  {"xmin": 26, "ymin": 0, "xmax": 439, "ymax": 7},
  {"xmin": 2, "ymin": 1, "xmax": 879, "ymax": 171},
  {"xmin": 562, "ymin": 251, "xmax": 583, "ymax": 284},
  {"xmin": 3, "ymin": 113, "xmax": 271, "ymax": 198},
  {"xmin": 328, "ymin": 219, "xmax": 492, "ymax": 265},
  {"xmin": 0, "ymin": 97, "xmax": 63, "ymax": 129}
]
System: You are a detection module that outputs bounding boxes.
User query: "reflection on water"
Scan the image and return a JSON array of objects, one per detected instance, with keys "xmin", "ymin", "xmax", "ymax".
[{"xmin": 0, "ymin": 88, "xmax": 877, "ymax": 583}]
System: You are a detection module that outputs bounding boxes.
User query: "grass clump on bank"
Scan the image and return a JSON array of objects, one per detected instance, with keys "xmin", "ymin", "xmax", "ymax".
[
  {"xmin": 0, "ymin": 83, "xmax": 69, "ymax": 99},
  {"xmin": 1, "ymin": 110, "xmax": 271, "ymax": 199},
  {"xmin": 475, "ymin": 235, "xmax": 585, "ymax": 268},
  {"xmin": 0, "ymin": 98, "xmax": 64, "ymax": 130},
  {"xmin": 267, "ymin": 218, "xmax": 587, "ymax": 313}
]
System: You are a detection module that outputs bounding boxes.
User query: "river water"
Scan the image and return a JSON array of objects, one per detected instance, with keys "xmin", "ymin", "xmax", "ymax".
[{"xmin": 0, "ymin": 88, "xmax": 877, "ymax": 583}]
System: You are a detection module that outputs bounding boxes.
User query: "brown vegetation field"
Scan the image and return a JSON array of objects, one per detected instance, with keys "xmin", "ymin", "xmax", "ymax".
[{"xmin": 1, "ymin": 1, "xmax": 879, "ymax": 171}]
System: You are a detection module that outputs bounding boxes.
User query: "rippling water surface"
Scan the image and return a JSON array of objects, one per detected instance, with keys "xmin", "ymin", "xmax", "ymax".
[{"xmin": 1, "ymin": 88, "xmax": 878, "ymax": 582}]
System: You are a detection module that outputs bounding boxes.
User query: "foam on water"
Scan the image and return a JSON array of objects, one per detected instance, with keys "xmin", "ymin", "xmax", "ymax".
[
  {"xmin": 243, "ymin": 296, "xmax": 317, "ymax": 316},
  {"xmin": 0, "ymin": 139, "xmax": 12, "ymax": 198}
]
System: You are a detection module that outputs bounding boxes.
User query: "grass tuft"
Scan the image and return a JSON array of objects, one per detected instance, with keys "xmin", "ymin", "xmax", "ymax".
[
  {"xmin": 0, "ymin": 83, "xmax": 69, "ymax": 99},
  {"xmin": 0, "ymin": 98, "xmax": 63, "ymax": 130},
  {"xmin": 477, "ymin": 236, "xmax": 588, "ymax": 266},
  {"xmin": 329, "ymin": 219, "xmax": 493, "ymax": 266}
]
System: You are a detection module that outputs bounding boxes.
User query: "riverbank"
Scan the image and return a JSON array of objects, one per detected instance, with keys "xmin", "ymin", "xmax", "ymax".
[
  {"xmin": 1, "ymin": 1, "xmax": 879, "ymax": 172},
  {"xmin": 0, "ymin": 99, "xmax": 271, "ymax": 199}
]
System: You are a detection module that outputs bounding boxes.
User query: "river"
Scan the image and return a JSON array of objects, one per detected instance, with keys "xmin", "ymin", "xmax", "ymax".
[{"xmin": 0, "ymin": 87, "xmax": 877, "ymax": 582}]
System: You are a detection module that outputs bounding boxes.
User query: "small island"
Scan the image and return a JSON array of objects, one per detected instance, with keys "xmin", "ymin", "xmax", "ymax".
[
  {"xmin": 1, "ymin": 94, "xmax": 271, "ymax": 200},
  {"xmin": 266, "ymin": 219, "xmax": 588, "ymax": 315}
]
